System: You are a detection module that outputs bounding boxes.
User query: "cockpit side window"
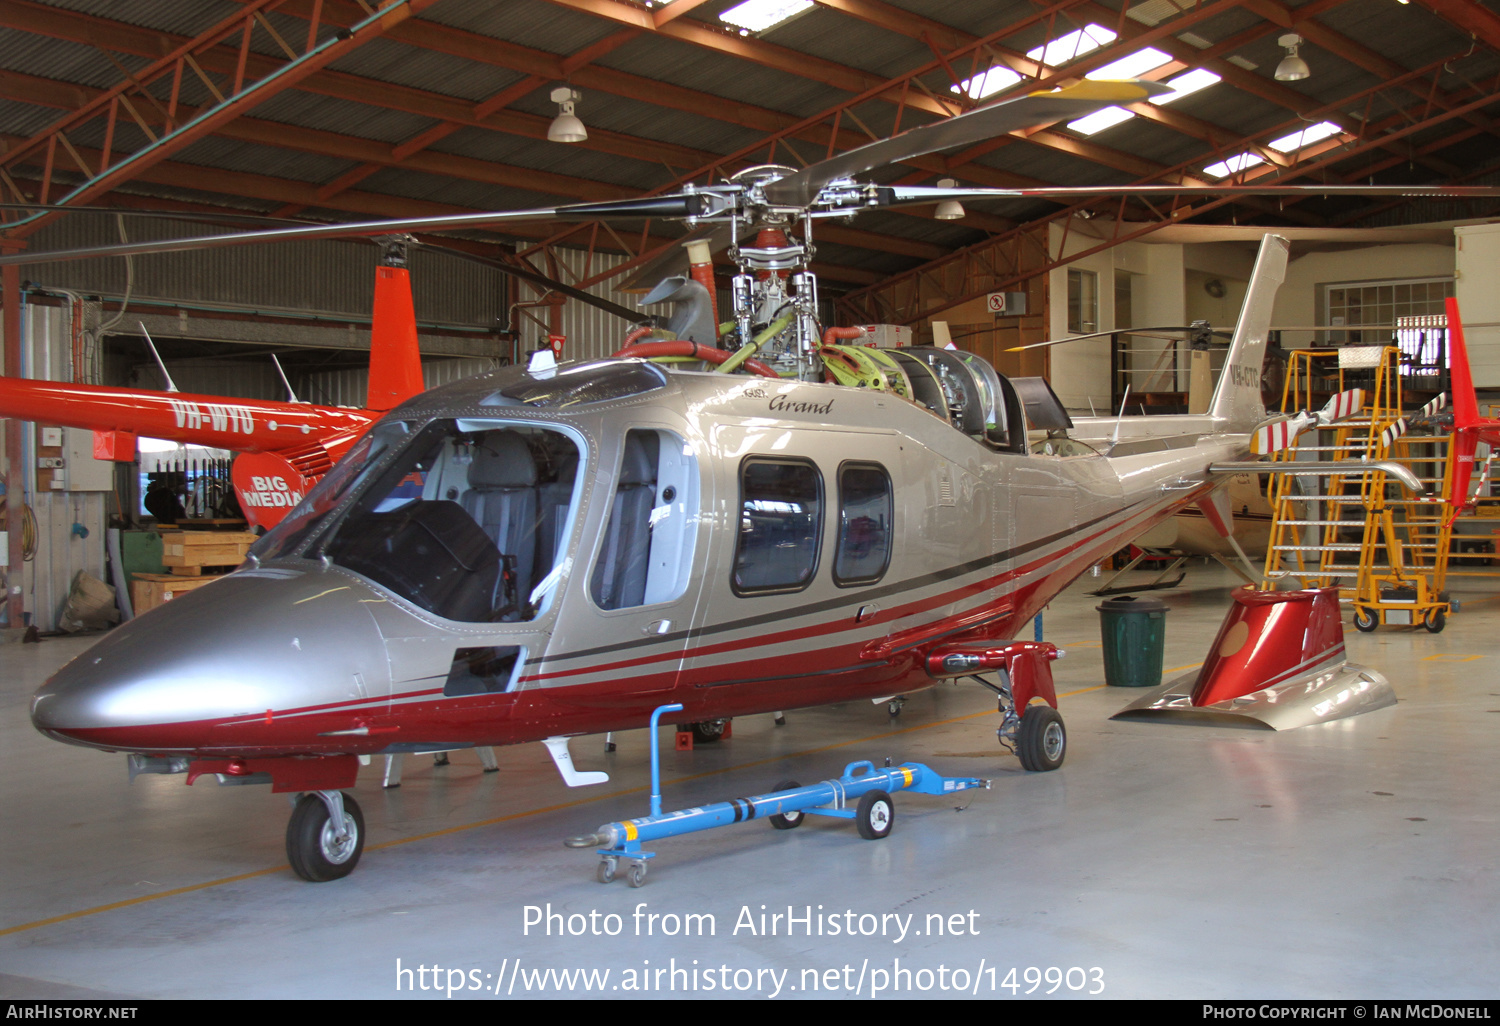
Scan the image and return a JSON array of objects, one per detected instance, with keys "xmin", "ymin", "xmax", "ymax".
[
  {"xmin": 318, "ymin": 419, "xmax": 580, "ymax": 623},
  {"xmin": 733, "ymin": 457, "xmax": 823, "ymax": 595},
  {"xmin": 590, "ymin": 429, "xmax": 698, "ymax": 610}
]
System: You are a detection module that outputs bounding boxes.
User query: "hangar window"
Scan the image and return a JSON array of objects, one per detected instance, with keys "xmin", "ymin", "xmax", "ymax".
[
  {"xmin": 833, "ymin": 462, "xmax": 892, "ymax": 587},
  {"xmin": 733, "ymin": 457, "xmax": 823, "ymax": 595},
  {"xmin": 591, "ymin": 429, "xmax": 699, "ymax": 611},
  {"xmin": 313, "ymin": 419, "xmax": 582, "ymax": 624}
]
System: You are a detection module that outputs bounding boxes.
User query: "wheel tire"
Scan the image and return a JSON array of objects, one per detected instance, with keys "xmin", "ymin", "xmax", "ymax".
[
  {"xmin": 768, "ymin": 780, "xmax": 803, "ymax": 830},
  {"xmin": 596, "ymin": 859, "xmax": 616, "ymax": 885},
  {"xmin": 286, "ymin": 792, "xmax": 364, "ymax": 882},
  {"xmin": 855, "ymin": 789, "xmax": 894, "ymax": 840},
  {"xmin": 887, "ymin": 700, "xmax": 903, "ymax": 717},
  {"xmin": 628, "ymin": 862, "xmax": 648, "ymax": 888},
  {"xmin": 691, "ymin": 719, "xmax": 727, "ymax": 744},
  {"xmin": 1425, "ymin": 609, "xmax": 1447, "ymax": 633},
  {"xmin": 1353, "ymin": 608, "xmax": 1378, "ymax": 632},
  {"xmin": 1016, "ymin": 705, "xmax": 1066, "ymax": 772}
]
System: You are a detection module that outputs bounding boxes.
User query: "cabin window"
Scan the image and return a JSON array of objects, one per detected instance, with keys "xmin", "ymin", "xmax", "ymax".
[
  {"xmin": 733, "ymin": 457, "xmax": 822, "ymax": 595},
  {"xmin": 591, "ymin": 429, "xmax": 699, "ymax": 610},
  {"xmin": 317, "ymin": 419, "xmax": 581, "ymax": 623},
  {"xmin": 833, "ymin": 462, "xmax": 892, "ymax": 586}
]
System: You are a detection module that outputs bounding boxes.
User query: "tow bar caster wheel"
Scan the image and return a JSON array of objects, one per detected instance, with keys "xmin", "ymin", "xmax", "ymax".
[
  {"xmin": 1425, "ymin": 608, "xmax": 1447, "ymax": 633},
  {"xmin": 768, "ymin": 780, "xmax": 804, "ymax": 830},
  {"xmin": 1353, "ymin": 607, "xmax": 1378, "ymax": 632},
  {"xmin": 286, "ymin": 791, "xmax": 364, "ymax": 882},
  {"xmin": 887, "ymin": 699, "xmax": 904, "ymax": 717},
  {"xmin": 1016, "ymin": 705, "xmax": 1066, "ymax": 772},
  {"xmin": 855, "ymin": 789, "xmax": 894, "ymax": 840},
  {"xmin": 596, "ymin": 857, "xmax": 618, "ymax": 884},
  {"xmin": 627, "ymin": 860, "xmax": 648, "ymax": 888}
]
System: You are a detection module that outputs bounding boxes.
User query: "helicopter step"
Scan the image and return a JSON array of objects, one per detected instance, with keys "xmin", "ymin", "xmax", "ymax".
[{"xmin": 565, "ymin": 704, "xmax": 986, "ymax": 886}]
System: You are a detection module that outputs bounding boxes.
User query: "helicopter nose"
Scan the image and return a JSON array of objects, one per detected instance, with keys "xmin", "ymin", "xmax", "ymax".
[{"xmin": 32, "ymin": 569, "xmax": 390, "ymax": 752}]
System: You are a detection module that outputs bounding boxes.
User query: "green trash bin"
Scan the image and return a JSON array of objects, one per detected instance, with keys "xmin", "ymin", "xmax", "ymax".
[{"xmin": 1097, "ymin": 595, "xmax": 1168, "ymax": 688}]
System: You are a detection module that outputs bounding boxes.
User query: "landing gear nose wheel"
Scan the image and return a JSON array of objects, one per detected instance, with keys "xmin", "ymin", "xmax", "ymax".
[
  {"xmin": 286, "ymin": 791, "xmax": 364, "ymax": 882},
  {"xmin": 1016, "ymin": 705, "xmax": 1066, "ymax": 772},
  {"xmin": 691, "ymin": 719, "xmax": 728, "ymax": 744}
]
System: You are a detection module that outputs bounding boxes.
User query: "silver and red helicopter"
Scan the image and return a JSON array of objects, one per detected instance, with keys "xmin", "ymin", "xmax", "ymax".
[{"xmin": 11, "ymin": 79, "xmax": 1496, "ymax": 882}]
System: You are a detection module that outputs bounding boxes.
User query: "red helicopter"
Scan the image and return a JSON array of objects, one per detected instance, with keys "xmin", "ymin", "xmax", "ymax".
[{"xmin": 0, "ymin": 241, "xmax": 426, "ymax": 529}]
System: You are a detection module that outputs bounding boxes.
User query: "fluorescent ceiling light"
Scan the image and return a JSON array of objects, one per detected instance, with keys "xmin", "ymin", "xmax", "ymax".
[
  {"xmin": 1069, "ymin": 106, "xmax": 1136, "ymax": 135},
  {"xmin": 1027, "ymin": 25, "xmax": 1117, "ymax": 67},
  {"xmin": 1203, "ymin": 152, "xmax": 1266, "ymax": 179},
  {"xmin": 1151, "ymin": 68, "xmax": 1220, "ymax": 103},
  {"xmin": 719, "ymin": 0, "xmax": 812, "ymax": 34},
  {"xmin": 951, "ymin": 65, "xmax": 1023, "ymax": 100},
  {"xmin": 1268, "ymin": 121, "xmax": 1341, "ymax": 153},
  {"xmin": 1087, "ymin": 47, "xmax": 1171, "ymax": 80}
]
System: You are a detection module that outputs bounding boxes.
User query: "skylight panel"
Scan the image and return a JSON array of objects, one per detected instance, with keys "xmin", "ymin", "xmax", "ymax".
[
  {"xmin": 719, "ymin": 0, "xmax": 813, "ymax": 34},
  {"xmin": 1069, "ymin": 107, "xmax": 1136, "ymax": 135},
  {"xmin": 950, "ymin": 65, "xmax": 1023, "ymax": 100},
  {"xmin": 1027, "ymin": 25, "xmax": 1117, "ymax": 67},
  {"xmin": 1151, "ymin": 68, "xmax": 1220, "ymax": 103},
  {"xmin": 1203, "ymin": 153, "xmax": 1266, "ymax": 179},
  {"xmin": 1087, "ymin": 47, "xmax": 1172, "ymax": 80},
  {"xmin": 1268, "ymin": 121, "xmax": 1342, "ymax": 153}
]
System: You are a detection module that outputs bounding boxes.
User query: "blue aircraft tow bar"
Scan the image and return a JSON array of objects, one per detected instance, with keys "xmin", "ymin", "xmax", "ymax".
[{"xmin": 564, "ymin": 703, "xmax": 990, "ymax": 887}]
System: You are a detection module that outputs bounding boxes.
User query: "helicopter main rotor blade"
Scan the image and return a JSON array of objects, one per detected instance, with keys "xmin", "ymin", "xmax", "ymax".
[
  {"xmin": 1006, "ymin": 325, "xmax": 1232, "ymax": 352},
  {"xmin": 887, "ymin": 183, "xmax": 1500, "ymax": 206},
  {"xmin": 762, "ymin": 80, "xmax": 1174, "ymax": 208},
  {"xmin": 0, "ymin": 202, "xmax": 321, "ymax": 227},
  {"xmin": 0, "ymin": 195, "xmax": 708, "ymax": 267}
]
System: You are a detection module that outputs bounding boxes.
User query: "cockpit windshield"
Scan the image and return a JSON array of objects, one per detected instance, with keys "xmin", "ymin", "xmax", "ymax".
[{"xmin": 254, "ymin": 419, "xmax": 582, "ymax": 623}]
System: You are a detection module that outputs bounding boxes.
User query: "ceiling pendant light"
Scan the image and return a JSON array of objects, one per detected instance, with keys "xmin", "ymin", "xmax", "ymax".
[
  {"xmin": 1275, "ymin": 34, "xmax": 1310, "ymax": 82},
  {"xmin": 934, "ymin": 178, "xmax": 965, "ymax": 220},
  {"xmin": 547, "ymin": 86, "xmax": 588, "ymax": 143}
]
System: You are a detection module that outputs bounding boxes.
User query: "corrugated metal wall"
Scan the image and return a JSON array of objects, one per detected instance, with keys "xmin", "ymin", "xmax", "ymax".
[
  {"xmin": 18, "ymin": 216, "xmax": 508, "ymax": 330},
  {"xmin": 17, "ymin": 303, "xmax": 109, "ymax": 633},
  {"xmin": 303, "ymin": 357, "xmax": 504, "ymax": 409},
  {"xmin": 551, "ymin": 248, "xmax": 639, "ymax": 363}
]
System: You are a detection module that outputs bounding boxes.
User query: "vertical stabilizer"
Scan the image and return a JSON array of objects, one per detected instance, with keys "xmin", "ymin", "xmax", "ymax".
[
  {"xmin": 1209, "ymin": 234, "xmax": 1290, "ymax": 432},
  {"xmin": 1447, "ymin": 296, "xmax": 1480, "ymax": 432},
  {"xmin": 366, "ymin": 256, "xmax": 425, "ymax": 412}
]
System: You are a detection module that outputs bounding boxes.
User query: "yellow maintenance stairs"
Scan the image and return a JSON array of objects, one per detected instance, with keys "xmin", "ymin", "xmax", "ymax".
[{"xmin": 1260, "ymin": 346, "xmax": 1453, "ymax": 631}]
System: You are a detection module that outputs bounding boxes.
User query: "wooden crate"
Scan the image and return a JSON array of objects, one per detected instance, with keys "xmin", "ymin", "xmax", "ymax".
[
  {"xmin": 131, "ymin": 573, "xmax": 216, "ymax": 615},
  {"xmin": 159, "ymin": 531, "xmax": 258, "ymax": 576}
]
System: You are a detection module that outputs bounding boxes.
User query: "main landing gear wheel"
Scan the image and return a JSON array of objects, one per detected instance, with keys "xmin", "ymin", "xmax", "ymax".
[
  {"xmin": 855, "ymin": 789, "xmax": 894, "ymax": 840},
  {"xmin": 1425, "ymin": 608, "xmax": 1447, "ymax": 633},
  {"xmin": 768, "ymin": 780, "xmax": 804, "ymax": 830},
  {"xmin": 1016, "ymin": 705, "xmax": 1066, "ymax": 772},
  {"xmin": 1353, "ymin": 608, "xmax": 1378, "ymax": 633},
  {"xmin": 691, "ymin": 719, "xmax": 728, "ymax": 744},
  {"xmin": 286, "ymin": 791, "xmax": 364, "ymax": 882}
]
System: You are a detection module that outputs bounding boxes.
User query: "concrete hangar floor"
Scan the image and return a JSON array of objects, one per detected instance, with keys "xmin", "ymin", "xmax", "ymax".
[{"xmin": 1, "ymin": 565, "xmax": 1495, "ymax": 1001}]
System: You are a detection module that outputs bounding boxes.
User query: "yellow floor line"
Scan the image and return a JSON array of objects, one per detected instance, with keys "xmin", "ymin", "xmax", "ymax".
[{"xmin": 1, "ymin": 686, "xmax": 1107, "ymax": 937}]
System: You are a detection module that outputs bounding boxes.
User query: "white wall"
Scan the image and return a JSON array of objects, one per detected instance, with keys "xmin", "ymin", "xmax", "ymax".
[
  {"xmin": 1455, "ymin": 225, "xmax": 1500, "ymax": 387},
  {"xmin": 1271, "ymin": 243, "xmax": 1456, "ymax": 351},
  {"xmin": 1048, "ymin": 221, "xmax": 1185, "ymax": 410}
]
